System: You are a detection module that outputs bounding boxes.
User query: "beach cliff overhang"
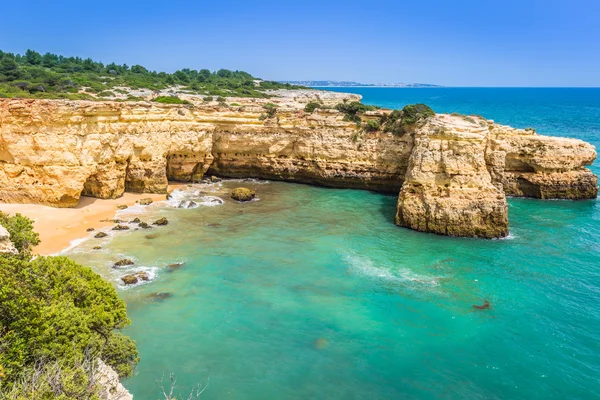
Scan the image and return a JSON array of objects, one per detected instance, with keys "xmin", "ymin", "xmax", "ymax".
[{"xmin": 0, "ymin": 98, "xmax": 596, "ymax": 239}]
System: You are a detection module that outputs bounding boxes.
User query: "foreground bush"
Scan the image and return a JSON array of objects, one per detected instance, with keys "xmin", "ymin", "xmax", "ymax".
[{"xmin": 0, "ymin": 213, "xmax": 138, "ymax": 397}]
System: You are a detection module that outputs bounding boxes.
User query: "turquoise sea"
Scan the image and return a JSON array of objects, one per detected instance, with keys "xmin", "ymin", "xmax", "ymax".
[{"xmin": 66, "ymin": 88, "xmax": 600, "ymax": 399}]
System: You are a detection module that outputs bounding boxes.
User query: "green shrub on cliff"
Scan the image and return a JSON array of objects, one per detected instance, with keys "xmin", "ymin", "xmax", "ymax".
[
  {"xmin": 304, "ymin": 101, "xmax": 322, "ymax": 113},
  {"xmin": 0, "ymin": 213, "xmax": 139, "ymax": 396},
  {"xmin": 363, "ymin": 119, "xmax": 381, "ymax": 132},
  {"xmin": 335, "ymin": 101, "xmax": 379, "ymax": 123},
  {"xmin": 382, "ymin": 103, "xmax": 435, "ymax": 135},
  {"xmin": 153, "ymin": 96, "xmax": 191, "ymax": 105}
]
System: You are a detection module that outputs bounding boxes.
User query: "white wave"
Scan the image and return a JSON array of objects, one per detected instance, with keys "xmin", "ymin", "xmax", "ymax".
[
  {"xmin": 116, "ymin": 266, "xmax": 159, "ymax": 289},
  {"xmin": 493, "ymin": 232, "xmax": 517, "ymax": 240},
  {"xmin": 53, "ymin": 236, "xmax": 91, "ymax": 255},
  {"xmin": 344, "ymin": 252, "xmax": 439, "ymax": 287}
]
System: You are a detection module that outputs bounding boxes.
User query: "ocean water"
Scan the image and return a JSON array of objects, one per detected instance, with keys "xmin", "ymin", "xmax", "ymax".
[{"xmin": 66, "ymin": 89, "xmax": 600, "ymax": 400}]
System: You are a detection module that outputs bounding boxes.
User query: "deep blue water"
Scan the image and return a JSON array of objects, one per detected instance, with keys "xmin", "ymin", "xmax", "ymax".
[{"xmin": 68, "ymin": 88, "xmax": 600, "ymax": 399}]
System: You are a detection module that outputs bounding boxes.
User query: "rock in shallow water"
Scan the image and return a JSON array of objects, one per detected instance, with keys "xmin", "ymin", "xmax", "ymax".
[
  {"xmin": 138, "ymin": 222, "xmax": 150, "ymax": 229},
  {"xmin": 153, "ymin": 217, "xmax": 168, "ymax": 226},
  {"xmin": 94, "ymin": 232, "xmax": 107, "ymax": 238},
  {"xmin": 139, "ymin": 198, "xmax": 153, "ymax": 205},
  {"xmin": 121, "ymin": 271, "xmax": 150, "ymax": 285},
  {"xmin": 231, "ymin": 187, "xmax": 256, "ymax": 202},
  {"xmin": 112, "ymin": 224, "xmax": 130, "ymax": 231},
  {"xmin": 113, "ymin": 258, "xmax": 134, "ymax": 268}
]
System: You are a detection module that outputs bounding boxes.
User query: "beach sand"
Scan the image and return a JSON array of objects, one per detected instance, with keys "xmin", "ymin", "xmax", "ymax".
[{"xmin": 0, "ymin": 184, "xmax": 185, "ymax": 255}]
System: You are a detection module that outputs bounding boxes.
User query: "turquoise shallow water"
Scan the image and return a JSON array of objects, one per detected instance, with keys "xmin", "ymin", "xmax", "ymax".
[{"xmin": 66, "ymin": 89, "xmax": 600, "ymax": 399}]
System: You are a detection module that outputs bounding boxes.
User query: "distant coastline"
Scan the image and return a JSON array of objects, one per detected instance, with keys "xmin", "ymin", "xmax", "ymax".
[{"xmin": 281, "ymin": 80, "xmax": 443, "ymax": 88}]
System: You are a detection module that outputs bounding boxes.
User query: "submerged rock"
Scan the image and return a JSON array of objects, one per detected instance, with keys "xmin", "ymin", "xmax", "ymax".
[
  {"xmin": 314, "ymin": 338, "xmax": 329, "ymax": 350},
  {"xmin": 113, "ymin": 259, "xmax": 134, "ymax": 268},
  {"xmin": 231, "ymin": 187, "xmax": 256, "ymax": 202},
  {"xmin": 94, "ymin": 232, "xmax": 108, "ymax": 238},
  {"xmin": 207, "ymin": 223, "xmax": 222, "ymax": 228},
  {"xmin": 139, "ymin": 198, "xmax": 153, "ymax": 205},
  {"xmin": 166, "ymin": 262, "xmax": 184, "ymax": 271},
  {"xmin": 153, "ymin": 217, "xmax": 168, "ymax": 226},
  {"xmin": 138, "ymin": 222, "xmax": 150, "ymax": 229},
  {"xmin": 112, "ymin": 224, "xmax": 130, "ymax": 231},
  {"xmin": 146, "ymin": 292, "xmax": 172, "ymax": 301},
  {"xmin": 145, "ymin": 233, "xmax": 159, "ymax": 240}
]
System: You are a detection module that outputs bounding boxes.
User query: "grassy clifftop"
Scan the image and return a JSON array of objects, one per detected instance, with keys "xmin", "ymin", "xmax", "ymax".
[{"xmin": 0, "ymin": 49, "xmax": 299, "ymax": 100}]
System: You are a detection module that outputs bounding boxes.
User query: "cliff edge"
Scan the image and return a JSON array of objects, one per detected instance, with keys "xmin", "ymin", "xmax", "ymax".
[{"xmin": 0, "ymin": 98, "xmax": 596, "ymax": 238}]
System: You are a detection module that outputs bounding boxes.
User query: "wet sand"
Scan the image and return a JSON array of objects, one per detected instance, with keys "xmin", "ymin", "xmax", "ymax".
[{"xmin": 0, "ymin": 184, "xmax": 184, "ymax": 255}]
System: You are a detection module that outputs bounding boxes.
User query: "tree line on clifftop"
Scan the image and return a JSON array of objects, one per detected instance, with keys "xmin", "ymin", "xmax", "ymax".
[
  {"xmin": 0, "ymin": 49, "xmax": 298, "ymax": 100},
  {"xmin": 0, "ymin": 212, "xmax": 139, "ymax": 398}
]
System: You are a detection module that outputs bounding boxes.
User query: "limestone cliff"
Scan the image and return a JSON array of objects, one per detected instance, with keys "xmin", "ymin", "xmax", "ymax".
[{"xmin": 0, "ymin": 98, "xmax": 596, "ymax": 238}]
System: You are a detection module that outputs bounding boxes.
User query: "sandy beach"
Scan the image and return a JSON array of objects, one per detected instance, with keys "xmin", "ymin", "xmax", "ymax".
[{"xmin": 0, "ymin": 184, "xmax": 185, "ymax": 255}]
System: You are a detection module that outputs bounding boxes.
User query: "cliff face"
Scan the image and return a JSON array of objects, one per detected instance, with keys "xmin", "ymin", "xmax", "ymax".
[{"xmin": 0, "ymin": 98, "xmax": 596, "ymax": 238}]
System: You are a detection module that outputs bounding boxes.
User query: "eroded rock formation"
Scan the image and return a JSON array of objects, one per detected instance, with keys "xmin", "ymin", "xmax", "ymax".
[{"xmin": 0, "ymin": 98, "xmax": 596, "ymax": 238}]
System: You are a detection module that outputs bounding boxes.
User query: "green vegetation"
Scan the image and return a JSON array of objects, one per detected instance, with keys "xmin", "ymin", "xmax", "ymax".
[
  {"xmin": 335, "ymin": 101, "xmax": 380, "ymax": 123},
  {"xmin": 0, "ymin": 212, "xmax": 138, "ymax": 398},
  {"xmin": 363, "ymin": 119, "xmax": 381, "ymax": 132},
  {"xmin": 381, "ymin": 103, "xmax": 435, "ymax": 135},
  {"xmin": 153, "ymin": 96, "xmax": 191, "ymax": 105},
  {"xmin": 398, "ymin": 103, "xmax": 435, "ymax": 125},
  {"xmin": 0, "ymin": 49, "xmax": 300, "ymax": 100},
  {"xmin": 304, "ymin": 101, "xmax": 323, "ymax": 113},
  {"xmin": 263, "ymin": 103, "xmax": 278, "ymax": 119}
]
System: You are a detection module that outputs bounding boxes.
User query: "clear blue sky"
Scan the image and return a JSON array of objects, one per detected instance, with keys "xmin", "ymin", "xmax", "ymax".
[{"xmin": 1, "ymin": 0, "xmax": 599, "ymax": 86}]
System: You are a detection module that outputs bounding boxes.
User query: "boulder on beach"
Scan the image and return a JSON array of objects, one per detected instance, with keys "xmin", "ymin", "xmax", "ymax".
[
  {"xmin": 113, "ymin": 259, "xmax": 134, "ymax": 268},
  {"xmin": 138, "ymin": 222, "xmax": 150, "ymax": 229},
  {"xmin": 139, "ymin": 198, "xmax": 153, "ymax": 205},
  {"xmin": 94, "ymin": 232, "xmax": 108, "ymax": 238},
  {"xmin": 130, "ymin": 217, "xmax": 141, "ymax": 223},
  {"xmin": 112, "ymin": 224, "xmax": 130, "ymax": 231},
  {"xmin": 153, "ymin": 217, "xmax": 168, "ymax": 226},
  {"xmin": 231, "ymin": 187, "xmax": 256, "ymax": 202},
  {"xmin": 117, "ymin": 204, "xmax": 128, "ymax": 210},
  {"xmin": 86, "ymin": 227, "xmax": 95, "ymax": 232}
]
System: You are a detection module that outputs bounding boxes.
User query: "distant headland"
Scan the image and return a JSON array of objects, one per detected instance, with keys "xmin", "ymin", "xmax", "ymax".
[{"xmin": 280, "ymin": 80, "xmax": 443, "ymax": 88}]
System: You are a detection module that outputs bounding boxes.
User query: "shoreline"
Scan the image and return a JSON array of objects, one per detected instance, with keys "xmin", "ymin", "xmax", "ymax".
[{"xmin": 0, "ymin": 183, "xmax": 185, "ymax": 255}]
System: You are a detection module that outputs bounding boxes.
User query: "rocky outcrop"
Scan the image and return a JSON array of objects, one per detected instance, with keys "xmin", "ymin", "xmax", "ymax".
[
  {"xmin": 396, "ymin": 115, "xmax": 509, "ymax": 238},
  {"xmin": 0, "ymin": 225, "xmax": 18, "ymax": 255},
  {"xmin": 0, "ymin": 98, "xmax": 596, "ymax": 238},
  {"xmin": 95, "ymin": 359, "xmax": 133, "ymax": 400}
]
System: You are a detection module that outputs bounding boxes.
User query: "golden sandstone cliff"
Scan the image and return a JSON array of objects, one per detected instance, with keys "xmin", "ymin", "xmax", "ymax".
[{"xmin": 0, "ymin": 97, "xmax": 597, "ymax": 238}]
